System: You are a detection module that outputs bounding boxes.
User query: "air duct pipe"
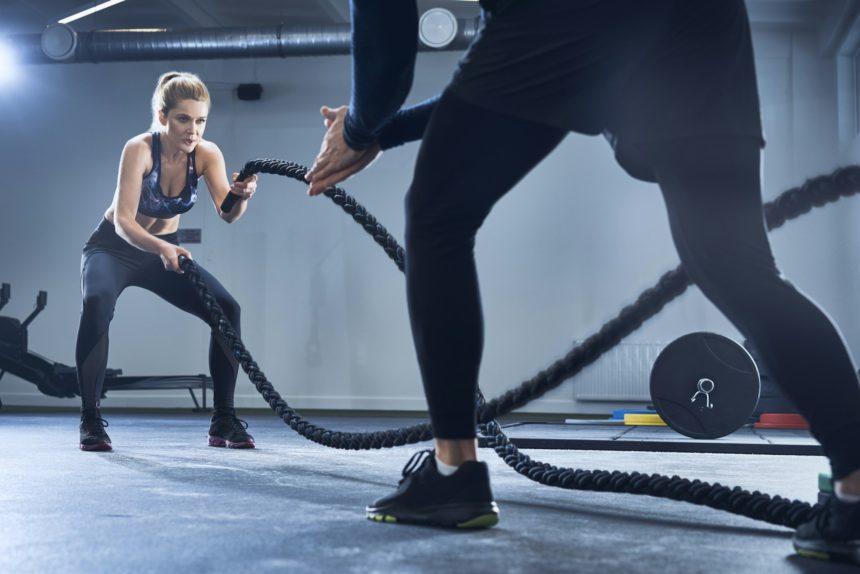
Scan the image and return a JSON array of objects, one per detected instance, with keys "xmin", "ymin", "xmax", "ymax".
[{"xmin": 15, "ymin": 11, "xmax": 478, "ymax": 64}]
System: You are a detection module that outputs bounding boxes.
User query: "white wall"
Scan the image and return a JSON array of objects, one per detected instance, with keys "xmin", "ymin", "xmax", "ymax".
[{"xmin": 0, "ymin": 23, "xmax": 855, "ymax": 413}]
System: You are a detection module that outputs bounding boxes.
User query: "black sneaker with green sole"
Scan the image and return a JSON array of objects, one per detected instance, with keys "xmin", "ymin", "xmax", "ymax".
[
  {"xmin": 794, "ymin": 496, "xmax": 860, "ymax": 565},
  {"xmin": 366, "ymin": 449, "xmax": 499, "ymax": 529}
]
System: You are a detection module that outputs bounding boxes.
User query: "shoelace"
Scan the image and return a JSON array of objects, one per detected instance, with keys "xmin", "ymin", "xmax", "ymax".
[
  {"xmin": 230, "ymin": 417, "xmax": 249, "ymax": 432},
  {"xmin": 82, "ymin": 416, "xmax": 109, "ymax": 431},
  {"xmin": 815, "ymin": 499, "xmax": 833, "ymax": 531},
  {"xmin": 813, "ymin": 496, "xmax": 859, "ymax": 538},
  {"xmin": 399, "ymin": 449, "xmax": 434, "ymax": 484},
  {"xmin": 214, "ymin": 415, "xmax": 249, "ymax": 433}
]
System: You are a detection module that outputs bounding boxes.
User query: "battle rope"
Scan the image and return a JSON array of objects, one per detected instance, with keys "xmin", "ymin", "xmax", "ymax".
[{"xmin": 182, "ymin": 159, "xmax": 860, "ymax": 528}]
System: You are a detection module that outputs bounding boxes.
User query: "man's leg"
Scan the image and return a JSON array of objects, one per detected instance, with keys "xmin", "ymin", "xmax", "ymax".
[
  {"xmin": 367, "ymin": 89, "xmax": 566, "ymax": 527},
  {"xmin": 638, "ymin": 136, "xmax": 860, "ymax": 562}
]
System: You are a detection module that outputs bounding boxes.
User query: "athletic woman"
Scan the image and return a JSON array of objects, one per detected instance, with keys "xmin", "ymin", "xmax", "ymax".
[{"xmin": 76, "ymin": 71, "xmax": 257, "ymax": 452}]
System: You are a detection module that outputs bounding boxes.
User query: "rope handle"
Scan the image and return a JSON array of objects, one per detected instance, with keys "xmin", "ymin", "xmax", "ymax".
[{"xmin": 220, "ymin": 164, "xmax": 270, "ymax": 213}]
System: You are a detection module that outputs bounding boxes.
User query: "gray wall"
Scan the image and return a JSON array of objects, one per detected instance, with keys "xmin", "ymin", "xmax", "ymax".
[{"xmin": 1, "ymin": 24, "xmax": 856, "ymax": 413}]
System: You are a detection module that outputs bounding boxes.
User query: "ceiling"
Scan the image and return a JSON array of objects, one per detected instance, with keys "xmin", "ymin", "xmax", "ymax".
[
  {"xmin": 2, "ymin": 0, "xmax": 858, "ymax": 56},
  {"xmin": 0, "ymin": 0, "xmax": 483, "ymax": 35}
]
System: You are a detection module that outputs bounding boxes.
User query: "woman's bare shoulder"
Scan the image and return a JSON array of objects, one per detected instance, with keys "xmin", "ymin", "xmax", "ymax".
[
  {"xmin": 193, "ymin": 139, "xmax": 226, "ymax": 175},
  {"xmin": 123, "ymin": 132, "xmax": 154, "ymax": 157},
  {"xmin": 195, "ymin": 139, "xmax": 222, "ymax": 158}
]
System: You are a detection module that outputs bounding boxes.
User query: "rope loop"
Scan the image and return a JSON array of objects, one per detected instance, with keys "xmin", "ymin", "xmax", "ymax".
[{"xmin": 180, "ymin": 158, "xmax": 860, "ymax": 528}]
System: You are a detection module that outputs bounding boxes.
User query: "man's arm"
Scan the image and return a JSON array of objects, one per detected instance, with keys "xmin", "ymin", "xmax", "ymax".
[
  {"xmin": 305, "ymin": 0, "xmax": 419, "ymax": 195},
  {"xmin": 342, "ymin": 0, "xmax": 419, "ymax": 150},
  {"xmin": 377, "ymin": 96, "xmax": 439, "ymax": 150}
]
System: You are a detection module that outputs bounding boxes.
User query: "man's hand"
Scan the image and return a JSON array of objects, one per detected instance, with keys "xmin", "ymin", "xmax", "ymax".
[{"xmin": 306, "ymin": 105, "xmax": 381, "ymax": 196}]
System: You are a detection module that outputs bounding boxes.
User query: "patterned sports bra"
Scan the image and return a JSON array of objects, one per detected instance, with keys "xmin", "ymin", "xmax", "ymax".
[{"xmin": 137, "ymin": 132, "xmax": 199, "ymax": 219}]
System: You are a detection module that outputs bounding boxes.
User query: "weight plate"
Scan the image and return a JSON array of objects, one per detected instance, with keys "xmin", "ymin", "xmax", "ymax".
[
  {"xmin": 623, "ymin": 413, "xmax": 667, "ymax": 426},
  {"xmin": 650, "ymin": 332, "xmax": 760, "ymax": 439},
  {"xmin": 753, "ymin": 413, "xmax": 809, "ymax": 429}
]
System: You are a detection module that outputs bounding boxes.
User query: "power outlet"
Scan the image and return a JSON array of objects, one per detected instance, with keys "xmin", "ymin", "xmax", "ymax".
[{"xmin": 178, "ymin": 228, "xmax": 202, "ymax": 244}]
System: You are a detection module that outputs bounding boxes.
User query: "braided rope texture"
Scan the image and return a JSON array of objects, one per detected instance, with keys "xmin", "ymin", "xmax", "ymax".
[{"xmin": 182, "ymin": 158, "xmax": 860, "ymax": 528}]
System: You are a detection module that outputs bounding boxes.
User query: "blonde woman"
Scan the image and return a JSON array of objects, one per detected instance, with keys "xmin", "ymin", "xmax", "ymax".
[{"xmin": 76, "ymin": 71, "xmax": 257, "ymax": 451}]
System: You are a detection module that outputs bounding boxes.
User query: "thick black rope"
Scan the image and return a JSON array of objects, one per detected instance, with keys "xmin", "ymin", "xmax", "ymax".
[{"xmin": 182, "ymin": 159, "xmax": 860, "ymax": 528}]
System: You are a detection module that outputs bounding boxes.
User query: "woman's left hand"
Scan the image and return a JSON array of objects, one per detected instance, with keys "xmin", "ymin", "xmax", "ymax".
[{"xmin": 229, "ymin": 173, "xmax": 257, "ymax": 201}]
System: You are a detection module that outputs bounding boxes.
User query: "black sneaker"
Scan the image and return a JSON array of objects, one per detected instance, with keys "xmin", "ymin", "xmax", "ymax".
[
  {"xmin": 794, "ymin": 496, "xmax": 860, "ymax": 564},
  {"xmin": 366, "ymin": 449, "xmax": 499, "ymax": 528},
  {"xmin": 79, "ymin": 409, "xmax": 112, "ymax": 452},
  {"xmin": 208, "ymin": 409, "xmax": 255, "ymax": 449}
]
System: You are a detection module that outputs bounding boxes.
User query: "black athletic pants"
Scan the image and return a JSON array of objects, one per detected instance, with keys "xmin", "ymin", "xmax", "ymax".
[
  {"xmin": 75, "ymin": 219, "xmax": 241, "ymax": 411},
  {"xmin": 405, "ymin": 90, "xmax": 860, "ymax": 479}
]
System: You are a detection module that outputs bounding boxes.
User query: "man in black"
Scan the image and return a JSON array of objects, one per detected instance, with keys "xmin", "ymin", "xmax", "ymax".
[{"xmin": 307, "ymin": 0, "xmax": 860, "ymax": 563}]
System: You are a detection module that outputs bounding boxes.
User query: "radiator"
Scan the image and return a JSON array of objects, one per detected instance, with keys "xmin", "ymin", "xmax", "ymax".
[{"xmin": 571, "ymin": 342, "xmax": 666, "ymax": 402}]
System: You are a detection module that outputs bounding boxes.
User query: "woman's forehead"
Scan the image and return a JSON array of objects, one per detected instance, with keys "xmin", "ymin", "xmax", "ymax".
[{"xmin": 172, "ymin": 99, "xmax": 209, "ymax": 117}]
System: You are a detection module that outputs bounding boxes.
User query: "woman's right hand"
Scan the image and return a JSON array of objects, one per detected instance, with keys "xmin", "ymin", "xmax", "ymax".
[{"xmin": 159, "ymin": 243, "xmax": 193, "ymax": 273}]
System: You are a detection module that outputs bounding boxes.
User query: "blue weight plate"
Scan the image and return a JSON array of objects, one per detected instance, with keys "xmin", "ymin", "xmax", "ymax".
[{"xmin": 650, "ymin": 332, "xmax": 760, "ymax": 440}]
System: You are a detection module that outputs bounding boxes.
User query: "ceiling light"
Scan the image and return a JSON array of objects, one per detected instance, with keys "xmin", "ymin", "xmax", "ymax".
[
  {"xmin": 0, "ymin": 39, "xmax": 18, "ymax": 85},
  {"xmin": 58, "ymin": 0, "xmax": 127, "ymax": 25},
  {"xmin": 41, "ymin": 24, "xmax": 78, "ymax": 60},
  {"xmin": 101, "ymin": 28, "xmax": 167, "ymax": 32},
  {"xmin": 419, "ymin": 8, "xmax": 458, "ymax": 49}
]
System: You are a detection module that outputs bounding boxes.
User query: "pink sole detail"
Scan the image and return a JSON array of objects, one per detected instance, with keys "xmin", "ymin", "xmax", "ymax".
[
  {"xmin": 80, "ymin": 442, "xmax": 112, "ymax": 452},
  {"xmin": 227, "ymin": 440, "xmax": 255, "ymax": 449},
  {"xmin": 208, "ymin": 435, "xmax": 255, "ymax": 449}
]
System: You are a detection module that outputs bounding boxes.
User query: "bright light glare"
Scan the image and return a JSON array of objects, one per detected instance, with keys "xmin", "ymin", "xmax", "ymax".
[
  {"xmin": 58, "ymin": 0, "xmax": 126, "ymax": 25},
  {"xmin": 0, "ymin": 40, "xmax": 18, "ymax": 85}
]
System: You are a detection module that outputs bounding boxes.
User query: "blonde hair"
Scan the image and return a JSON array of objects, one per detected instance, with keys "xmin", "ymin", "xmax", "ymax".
[{"xmin": 150, "ymin": 71, "xmax": 210, "ymax": 130}]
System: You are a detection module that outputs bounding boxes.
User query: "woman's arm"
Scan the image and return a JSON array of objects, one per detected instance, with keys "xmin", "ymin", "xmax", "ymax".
[{"xmin": 197, "ymin": 140, "xmax": 257, "ymax": 224}]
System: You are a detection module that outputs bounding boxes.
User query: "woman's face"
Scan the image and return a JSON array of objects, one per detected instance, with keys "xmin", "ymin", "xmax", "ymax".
[{"xmin": 159, "ymin": 98, "xmax": 209, "ymax": 153}]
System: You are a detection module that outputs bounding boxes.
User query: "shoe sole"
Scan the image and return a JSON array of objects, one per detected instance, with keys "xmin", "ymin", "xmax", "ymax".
[
  {"xmin": 366, "ymin": 502, "xmax": 499, "ymax": 529},
  {"xmin": 208, "ymin": 436, "xmax": 255, "ymax": 449},
  {"xmin": 80, "ymin": 442, "xmax": 112, "ymax": 452},
  {"xmin": 794, "ymin": 541, "xmax": 860, "ymax": 565}
]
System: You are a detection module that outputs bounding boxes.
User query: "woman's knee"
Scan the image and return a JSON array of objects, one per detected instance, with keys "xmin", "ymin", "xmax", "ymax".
[{"xmin": 81, "ymin": 290, "xmax": 116, "ymax": 325}]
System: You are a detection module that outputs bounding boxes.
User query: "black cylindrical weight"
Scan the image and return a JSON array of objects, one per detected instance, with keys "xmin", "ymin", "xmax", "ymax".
[{"xmin": 650, "ymin": 332, "xmax": 760, "ymax": 439}]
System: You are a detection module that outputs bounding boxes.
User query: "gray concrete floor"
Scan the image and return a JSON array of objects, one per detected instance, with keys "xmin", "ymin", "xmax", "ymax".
[{"xmin": 0, "ymin": 411, "xmax": 854, "ymax": 574}]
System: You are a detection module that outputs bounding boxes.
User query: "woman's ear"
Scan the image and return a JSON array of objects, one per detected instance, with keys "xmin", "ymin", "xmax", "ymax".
[{"xmin": 158, "ymin": 110, "xmax": 168, "ymax": 126}]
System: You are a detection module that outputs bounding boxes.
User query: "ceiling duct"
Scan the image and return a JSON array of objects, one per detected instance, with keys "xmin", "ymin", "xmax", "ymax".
[{"xmin": 12, "ymin": 16, "xmax": 480, "ymax": 64}]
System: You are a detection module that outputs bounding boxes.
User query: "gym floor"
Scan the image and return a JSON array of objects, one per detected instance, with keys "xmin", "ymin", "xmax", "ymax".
[{"xmin": 1, "ymin": 411, "xmax": 852, "ymax": 573}]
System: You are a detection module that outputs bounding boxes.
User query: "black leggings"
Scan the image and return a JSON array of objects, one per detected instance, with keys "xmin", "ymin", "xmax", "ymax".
[
  {"xmin": 76, "ymin": 219, "xmax": 241, "ymax": 411},
  {"xmin": 406, "ymin": 90, "xmax": 860, "ymax": 479}
]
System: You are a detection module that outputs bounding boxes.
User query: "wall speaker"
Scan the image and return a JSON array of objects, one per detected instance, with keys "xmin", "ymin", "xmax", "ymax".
[{"xmin": 237, "ymin": 83, "xmax": 263, "ymax": 101}]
